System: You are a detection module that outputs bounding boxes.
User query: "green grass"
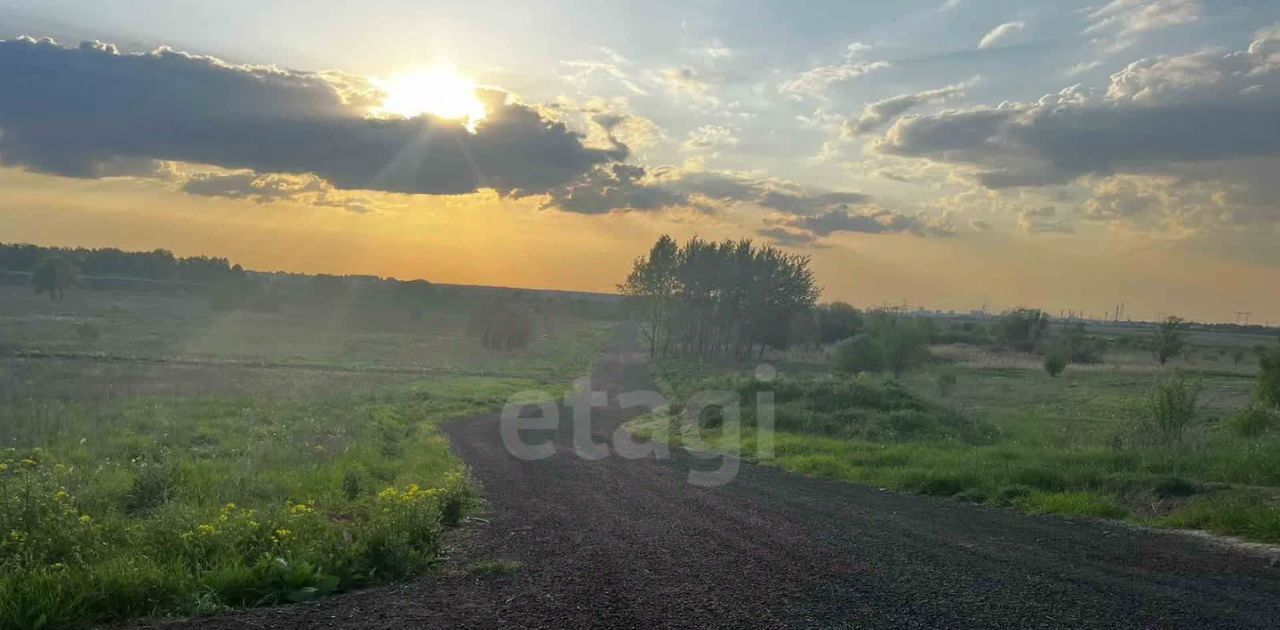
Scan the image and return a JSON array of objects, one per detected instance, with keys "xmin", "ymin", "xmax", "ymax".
[
  {"xmin": 0, "ymin": 295, "xmax": 610, "ymax": 629},
  {"xmin": 632, "ymin": 344, "xmax": 1280, "ymax": 544}
]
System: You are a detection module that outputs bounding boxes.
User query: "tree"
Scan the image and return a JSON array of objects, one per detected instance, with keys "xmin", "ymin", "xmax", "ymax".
[
  {"xmin": 1152, "ymin": 316, "xmax": 1186, "ymax": 365},
  {"xmin": 619, "ymin": 235, "xmax": 819, "ymax": 359},
  {"xmin": 997, "ymin": 308, "xmax": 1050, "ymax": 352},
  {"xmin": 30, "ymin": 255, "xmax": 79, "ymax": 301},
  {"xmin": 619, "ymin": 235, "xmax": 678, "ymax": 355},
  {"xmin": 815, "ymin": 302, "xmax": 863, "ymax": 343}
]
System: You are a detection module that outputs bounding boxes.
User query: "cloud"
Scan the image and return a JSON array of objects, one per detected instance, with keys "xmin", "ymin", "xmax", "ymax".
[
  {"xmin": 1016, "ymin": 206, "xmax": 1074, "ymax": 233},
  {"xmin": 778, "ymin": 60, "xmax": 890, "ymax": 100},
  {"xmin": 180, "ymin": 171, "xmax": 378, "ymax": 213},
  {"xmin": 978, "ymin": 21, "xmax": 1026, "ymax": 49},
  {"xmin": 940, "ymin": 0, "xmax": 964, "ymax": 13},
  {"xmin": 660, "ymin": 170, "xmax": 872, "ymax": 215},
  {"xmin": 846, "ymin": 83, "xmax": 968, "ymax": 135},
  {"xmin": 1066, "ymin": 60, "xmax": 1105, "ymax": 76},
  {"xmin": 873, "ymin": 27, "xmax": 1280, "ymax": 201},
  {"xmin": 1085, "ymin": 0, "xmax": 1200, "ymax": 42},
  {"xmin": 762, "ymin": 206, "xmax": 954, "ymax": 244},
  {"xmin": 653, "ymin": 66, "xmax": 720, "ymax": 105},
  {"xmin": 0, "ymin": 37, "xmax": 623, "ymax": 197},
  {"xmin": 541, "ymin": 166, "xmax": 880, "ymax": 218},
  {"xmin": 540, "ymin": 164, "xmax": 692, "ymax": 214},
  {"xmin": 682, "ymin": 125, "xmax": 740, "ymax": 154},
  {"xmin": 561, "ymin": 47, "xmax": 650, "ymax": 95}
]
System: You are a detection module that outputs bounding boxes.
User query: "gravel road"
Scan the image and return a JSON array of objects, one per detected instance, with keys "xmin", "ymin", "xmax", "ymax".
[{"xmin": 146, "ymin": 324, "xmax": 1280, "ymax": 629}]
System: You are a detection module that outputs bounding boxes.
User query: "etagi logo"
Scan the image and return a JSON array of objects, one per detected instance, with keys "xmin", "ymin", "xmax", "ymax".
[{"xmin": 499, "ymin": 365, "xmax": 777, "ymax": 487}]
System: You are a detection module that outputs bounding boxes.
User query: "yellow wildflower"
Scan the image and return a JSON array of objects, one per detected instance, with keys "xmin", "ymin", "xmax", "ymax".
[{"xmin": 79, "ymin": 514, "xmax": 92, "ymax": 525}]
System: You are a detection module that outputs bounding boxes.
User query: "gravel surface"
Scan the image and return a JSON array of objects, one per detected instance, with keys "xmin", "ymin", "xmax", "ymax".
[{"xmin": 138, "ymin": 324, "xmax": 1280, "ymax": 629}]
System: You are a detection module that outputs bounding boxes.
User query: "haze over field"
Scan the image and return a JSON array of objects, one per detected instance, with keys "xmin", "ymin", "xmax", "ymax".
[{"xmin": 3, "ymin": 0, "xmax": 1280, "ymax": 321}]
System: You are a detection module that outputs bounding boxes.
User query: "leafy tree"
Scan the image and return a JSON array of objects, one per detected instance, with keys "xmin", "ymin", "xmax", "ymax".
[
  {"xmin": 30, "ymin": 255, "xmax": 78, "ymax": 301},
  {"xmin": 620, "ymin": 235, "xmax": 679, "ymax": 355},
  {"xmin": 620, "ymin": 236, "xmax": 819, "ymax": 358},
  {"xmin": 1152, "ymin": 316, "xmax": 1186, "ymax": 365},
  {"xmin": 815, "ymin": 302, "xmax": 863, "ymax": 343},
  {"xmin": 997, "ymin": 308, "xmax": 1050, "ymax": 352}
]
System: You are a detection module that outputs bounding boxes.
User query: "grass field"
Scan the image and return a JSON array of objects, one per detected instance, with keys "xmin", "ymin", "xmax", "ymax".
[
  {"xmin": 0, "ymin": 285, "xmax": 609, "ymax": 629},
  {"xmin": 629, "ymin": 326, "xmax": 1280, "ymax": 544}
]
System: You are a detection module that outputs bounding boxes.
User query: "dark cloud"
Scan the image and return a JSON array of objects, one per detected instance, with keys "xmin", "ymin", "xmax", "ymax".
[
  {"xmin": 874, "ymin": 28, "xmax": 1280, "ymax": 191},
  {"xmin": 660, "ymin": 171, "xmax": 872, "ymax": 215},
  {"xmin": 179, "ymin": 171, "xmax": 376, "ymax": 213},
  {"xmin": 540, "ymin": 164, "xmax": 692, "ymax": 214},
  {"xmin": 541, "ymin": 167, "xmax": 877, "ymax": 217},
  {"xmin": 761, "ymin": 207, "xmax": 954, "ymax": 244},
  {"xmin": 0, "ymin": 37, "xmax": 623, "ymax": 196}
]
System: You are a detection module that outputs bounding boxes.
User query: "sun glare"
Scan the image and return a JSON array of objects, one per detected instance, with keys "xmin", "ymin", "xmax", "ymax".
[{"xmin": 375, "ymin": 64, "xmax": 487, "ymax": 131}]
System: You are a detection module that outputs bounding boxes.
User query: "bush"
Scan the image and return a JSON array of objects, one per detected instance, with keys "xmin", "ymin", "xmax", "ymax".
[
  {"xmin": 936, "ymin": 372, "xmax": 958, "ymax": 397},
  {"xmin": 865, "ymin": 311, "xmax": 931, "ymax": 377},
  {"xmin": 1258, "ymin": 346, "xmax": 1280, "ymax": 408},
  {"xmin": 1056, "ymin": 324, "xmax": 1105, "ymax": 364},
  {"xmin": 1229, "ymin": 403, "xmax": 1277, "ymax": 438},
  {"xmin": 1148, "ymin": 372, "xmax": 1200, "ymax": 441},
  {"xmin": 832, "ymin": 335, "xmax": 882, "ymax": 374},
  {"xmin": 1043, "ymin": 350, "xmax": 1068, "ymax": 377},
  {"xmin": 997, "ymin": 309, "xmax": 1049, "ymax": 352}
]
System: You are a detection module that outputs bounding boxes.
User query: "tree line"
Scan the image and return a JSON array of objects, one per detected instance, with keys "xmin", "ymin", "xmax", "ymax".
[
  {"xmin": 0, "ymin": 242, "xmax": 240, "ymax": 285},
  {"xmin": 620, "ymin": 235, "xmax": 820, "ymax": 358}
]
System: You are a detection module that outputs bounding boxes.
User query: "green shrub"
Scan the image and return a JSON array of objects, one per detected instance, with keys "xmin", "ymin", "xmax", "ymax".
[
  {"xmin": 1229, "ymin": 403, "xmax": 1277, "ymax": 438},
  {"xmin": 1148, "ymin": 372, "xmax": 1200, "ymax": 441},
  {"xmin": 1043, "ymin": 350, "xmax": 1068, "ymax": 377},
  {"xmin": 342, "ymin": 471, "xmax": 363, "ymax": 501},
  {"xmin": 936, "ymin": 372, "xmax": 958, "ymax": 397},
  {"xmin": 832, "ymin": 335, "xmax": 882, "ymax": 374}
]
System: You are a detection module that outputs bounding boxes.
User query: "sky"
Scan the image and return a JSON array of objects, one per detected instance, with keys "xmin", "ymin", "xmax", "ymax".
[{"xmin": 2, "ymin": 0, "xmax": 1280, "ymax": 323}]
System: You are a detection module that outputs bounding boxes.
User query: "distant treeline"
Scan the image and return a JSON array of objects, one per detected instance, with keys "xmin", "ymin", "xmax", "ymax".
[
  {"xmin": 621, "ymin": 235, "xmax": 820, "ymax": 358},
  {"xmin": 0, "ymin": 242, "xmax": 240, "ymax": 285}
]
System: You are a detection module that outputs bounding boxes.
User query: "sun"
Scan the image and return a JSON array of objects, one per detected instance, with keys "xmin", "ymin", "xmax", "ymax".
[{"xmin": 374, "ymin": 64, "xmax": 487, "ymax": 131}]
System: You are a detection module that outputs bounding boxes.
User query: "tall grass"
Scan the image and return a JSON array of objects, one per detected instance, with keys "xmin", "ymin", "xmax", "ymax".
[
  {"xmin": 0, "ymin": 323, "xmax": 609, "ymax": 628},
  {"xmin": 634, "ymin": 356, "xmax": 1280, "ymax": 543}
]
